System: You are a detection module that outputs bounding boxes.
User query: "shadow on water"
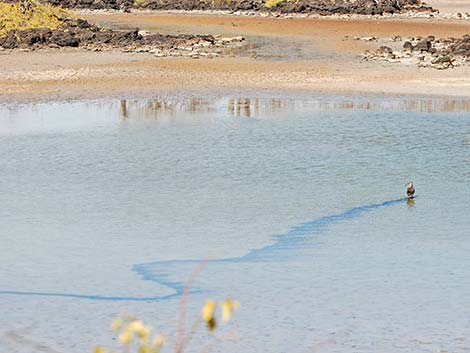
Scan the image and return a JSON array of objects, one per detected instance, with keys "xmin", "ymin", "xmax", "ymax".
[{"xmin": 0, "ymin": 197, "xmax": 409, "ymax": 302}]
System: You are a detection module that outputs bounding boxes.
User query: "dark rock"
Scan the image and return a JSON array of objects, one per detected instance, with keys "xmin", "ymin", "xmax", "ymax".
[
  {"xmin": 447, "ymin": 34, "xmax": 470, "ymax": 56},
  {"xmin": 77, "ymin": 18, "xmax": 92, "ymax": 29},
  {"xmin": 50, "ymin": 31, "xmax": 80, "ymax": 46},
  {"xmin": 378, "ymin": 45, "xmax": 393, "ymax": 54},
  {"xmin": 0, "ymin": 28, "xmax": 52, "ymax": 48},
  {"xmin": 0, "ymin": 20, "xmax": 223, "ymax": 55},
  {"xmin": 414, "ymin": 39, "xmax": 432, "ymax": 52},
  {"xmin": 93, "ymin": 28, "xmax": 140, "ymax": 45},
  {"xmin": 403, "ymin": 41, "xmax": 413, "ymax": 52},
  {"xmin": 0, "ymin": 32, "xmax": 21, "ymax": 49},
  {"xmin": 431, "ymin": 55, "xmax": 454, "ymax": 69}
]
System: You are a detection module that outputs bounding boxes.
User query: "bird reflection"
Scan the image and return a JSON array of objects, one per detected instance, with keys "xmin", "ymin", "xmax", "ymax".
[{"xmin": 406, "ymin": 198, "xmax": 415, "ymax": 208}]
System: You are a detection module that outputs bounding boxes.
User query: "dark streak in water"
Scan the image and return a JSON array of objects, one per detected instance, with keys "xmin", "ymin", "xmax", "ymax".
[
  {"xmin": 0, "ymin": 290, "xmax": 184, "ymax": 301},
  {"xmin": 0, "ymin": 198, "xmax": 409, "ymax": 302}
]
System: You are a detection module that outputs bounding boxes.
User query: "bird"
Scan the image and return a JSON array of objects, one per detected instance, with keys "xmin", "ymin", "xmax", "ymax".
[{"xmin": 405, "ymin": 181, "xmax": 415, "ymax": 198}]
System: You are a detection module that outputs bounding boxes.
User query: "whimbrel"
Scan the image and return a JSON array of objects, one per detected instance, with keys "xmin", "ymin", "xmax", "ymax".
[{"xmin": 405, "ymin": 181, "xmax": 415, "ymax": 198}]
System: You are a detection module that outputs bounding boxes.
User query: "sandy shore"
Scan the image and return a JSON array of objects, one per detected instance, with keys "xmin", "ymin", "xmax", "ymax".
[
  {"xmin": 426, "ymin": 0, "xmax": 470, "ymax": 14},
  {"xmin": 1, "ymin": 9, "xmax": 470, "ymax": 102}
]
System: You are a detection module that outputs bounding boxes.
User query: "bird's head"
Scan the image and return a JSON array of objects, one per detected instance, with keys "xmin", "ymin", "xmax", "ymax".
[{"xmin": 405, "ymin": 181, "xmax": 413, "ymax": 188}]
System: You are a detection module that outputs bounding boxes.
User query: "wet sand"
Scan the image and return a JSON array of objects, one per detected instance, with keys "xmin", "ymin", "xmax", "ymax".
[{"xmin": 1, "ymin": 10, "xmax": 470, "ymax": 102}]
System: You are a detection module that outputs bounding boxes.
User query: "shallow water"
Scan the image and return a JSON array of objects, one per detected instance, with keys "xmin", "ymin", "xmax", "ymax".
[{"xmin": 0, "ymin": 96, "xmax": 469, "ymax": 353}]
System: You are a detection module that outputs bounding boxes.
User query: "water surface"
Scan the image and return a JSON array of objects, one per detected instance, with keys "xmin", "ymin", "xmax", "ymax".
[{"xmin": 0, "ymin": 96, "xmax": 469, "ymax": 353}]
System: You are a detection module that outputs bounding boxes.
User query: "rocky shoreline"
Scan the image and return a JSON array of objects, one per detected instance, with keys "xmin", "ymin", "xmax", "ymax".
[
  {"xmin": 360, "ymin": 34, "xmax": 470, "ymax": 69},
  {"xmin": 2, "ymin": 0, "xmax": 433, "ymax": 15},
  {"xmin": 0, "ymin": 17, "xmax": 244, "ymax": 57},
  {"xmin": 131, "ymin": 0, "xmax": 432, "ymax": 15},
  {"xmin": 0, "ymin": 0, "xmax": 439, "ymax": 57}
]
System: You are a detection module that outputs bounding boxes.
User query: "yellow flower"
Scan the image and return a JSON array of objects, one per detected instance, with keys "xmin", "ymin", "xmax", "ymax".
[
  {"xmin": 110, "ymin": 318, "xmax": 123, "ymax": 331},
  {"xmin": 137, "ymin": 325, "xmax": 150, "ymax": 339},
  {"xmin": 93, "ymin": 346, "xmax": 106, "ymax": 353},
  {"xmin": 127, "ymin": 320, "xmax": 150, "ymax": 339},
  {"xmin": 221, "ymin": 299, "xmax": 240, "ymax": 322},
  {"xmin": 139, "ymin": 342, "xmax": 150, "ymax": 353},
  {"xmin": 202, "ymin": 300, "xmax": 216, "ymax": 322},
  {"xmin": 128, "ymin": 320, "xmax": 144, "ymax": 332},
  {"xmin": 119, "ymin": 329, "xmax": 133, "ymax": 344}
]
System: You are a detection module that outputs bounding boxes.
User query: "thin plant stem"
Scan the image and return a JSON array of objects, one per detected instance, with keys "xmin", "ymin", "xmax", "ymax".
[
  {"xmin": 174, "ymin": 260, "xmax": 208, "ymax": 353},
  {"xmin": 179, "ymin": 318, "xmax": 202, "ymax": 352}
]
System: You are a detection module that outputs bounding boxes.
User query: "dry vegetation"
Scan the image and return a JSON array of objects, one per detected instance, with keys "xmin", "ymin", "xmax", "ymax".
[
  {"xmin": 264, "ymin": 0, "xmax": 286, "ymax": 8},
  {"xmin": 0, "ymin": 0, "xmax": 70, "ymax": 37}
]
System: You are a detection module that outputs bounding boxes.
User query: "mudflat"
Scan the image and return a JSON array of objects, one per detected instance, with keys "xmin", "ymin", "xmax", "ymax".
[{"xmin": 1, "ymin": 10, "xmax": 470, "ymax": 102}]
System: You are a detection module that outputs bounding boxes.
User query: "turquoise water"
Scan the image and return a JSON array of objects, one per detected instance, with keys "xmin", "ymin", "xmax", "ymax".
[{"xmin": 0, "ymin": 96, "xmax": 469, "ymax": 353}]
